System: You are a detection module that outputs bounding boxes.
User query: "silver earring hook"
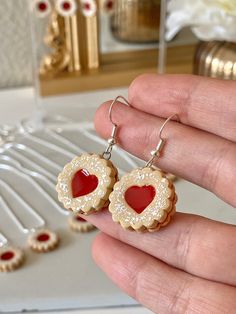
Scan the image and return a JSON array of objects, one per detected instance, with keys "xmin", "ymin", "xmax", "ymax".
[
  {"xmin": 102, "ymin": 96, "xmax": 130, "ymax": 160},
  {"xmin": 159, "ymin": 114, "xmax": 179, "ymax": 140},
  {"xmin": 145, "ymin": 114, "xmax": 180, "ymax": 168}
]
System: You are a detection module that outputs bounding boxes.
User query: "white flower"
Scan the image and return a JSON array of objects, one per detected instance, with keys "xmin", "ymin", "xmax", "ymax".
[{"xmin": 166, "ymin": 0, "xmax": 236, "ymax": 42}]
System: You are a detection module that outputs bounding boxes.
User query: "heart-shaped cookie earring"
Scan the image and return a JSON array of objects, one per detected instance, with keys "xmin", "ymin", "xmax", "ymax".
[
  {"xmin": 57, "ymin": 96, "xmax": 129, "ymax": 215},
  {"xmin": 108, "ymin": 99, "xmax": 179, "ymax": 232}
]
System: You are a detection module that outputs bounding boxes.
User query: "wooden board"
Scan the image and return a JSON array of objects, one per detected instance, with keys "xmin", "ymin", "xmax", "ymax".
[{"xmin": 39, "ymin": 44, "xmax": 196, "ymax": 96}]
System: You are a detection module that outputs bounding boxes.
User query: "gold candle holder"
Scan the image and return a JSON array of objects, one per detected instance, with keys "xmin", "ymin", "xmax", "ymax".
[{"xmin": 110, "ymin": 0, "xmax": 161, "ymax": 43}]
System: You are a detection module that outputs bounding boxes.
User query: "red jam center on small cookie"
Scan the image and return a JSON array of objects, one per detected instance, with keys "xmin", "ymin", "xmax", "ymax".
[
  {"xmin": 1, "ymin": 251, "xmax": 15, "ymax": 261},
  {"xmin": 75, "ymin": 216, "xmax": 86, "ymax": 222},
  {"xmin": 71, "ymin": 169, "xmax": 98, "ymax": 198},
  {"xmin": 37, "ymin": 233, "xmax": 50, "ymax": 242},
  {"xmin": 124, "ymin": 185, "xmax": 156, "ymax": 214}
]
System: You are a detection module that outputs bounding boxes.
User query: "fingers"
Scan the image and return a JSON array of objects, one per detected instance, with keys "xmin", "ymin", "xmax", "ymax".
[
  {"xmin": 92, "ymin": 233, "xmax": 236, "ymax": 314},
  {"xmin": 82, "ymin": 210, "xmax": 236, "ymax": 287},
  {"xmin": 128, "ymin": 74, "xmax": 236, "ymax": 142},
  {"xmin": 94, "ymin": 102, "xmax": 236, "ymax": 207}
]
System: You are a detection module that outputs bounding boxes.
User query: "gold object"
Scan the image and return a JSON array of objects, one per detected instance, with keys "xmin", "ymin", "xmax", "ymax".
[
  {"xmin": 194, "ymin": 41, "xmax": 236, "ymax": 80},
  {"xmin": 40, "ymin": 44, "xmax": 196, "ymax": 96},
  {"xmin": 40, "ymin": 11, "xmax": 71, "ymax": 75},
  {"xmin": 65, "ymin": 15, "xmax": 81, "ymax": 72},
  {"xmin": 38, "ymin": 0, "xmax": 195, "ymax": 96},
  {"xmin": 110, "ymin": 0, "xmax": 161, "ymax": 43},
  {"xmin": 77, "ymin": 6, "xmax": 100, "ymax": 70}
]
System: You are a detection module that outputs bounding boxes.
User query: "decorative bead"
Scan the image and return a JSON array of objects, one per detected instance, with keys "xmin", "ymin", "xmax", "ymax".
[
  {"xmin": 108, "ymin": 138, "xmax": 116, "ymax": 145},
  {"xmin": 150, "ymin": 150, "xmax": 160, "ymax": 157}
]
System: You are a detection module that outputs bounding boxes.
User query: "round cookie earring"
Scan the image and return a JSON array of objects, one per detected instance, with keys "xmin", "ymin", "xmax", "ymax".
[
  {"xmin": 56, "ymin": 96, "xmax": 130, "ymax": 215},
  {"xmin": 109, "ymin": 107, "xmax": 179, "ymax": 232}
]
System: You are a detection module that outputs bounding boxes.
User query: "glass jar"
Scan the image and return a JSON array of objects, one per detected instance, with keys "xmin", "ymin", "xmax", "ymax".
[{"xmin": 110, "ymin": 0, "xmax": 161, "ymax": 43}]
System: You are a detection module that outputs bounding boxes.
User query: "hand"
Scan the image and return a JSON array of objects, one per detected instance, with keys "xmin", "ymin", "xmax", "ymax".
[{"xmin": 83, "ymin": 74, "xmax": 236, "ymax": 313}]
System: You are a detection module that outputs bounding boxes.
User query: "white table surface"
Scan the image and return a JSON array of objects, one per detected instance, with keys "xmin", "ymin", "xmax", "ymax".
[{"xmin": 0, "ymin": 86, "xmax": 152, "ymax": 314}]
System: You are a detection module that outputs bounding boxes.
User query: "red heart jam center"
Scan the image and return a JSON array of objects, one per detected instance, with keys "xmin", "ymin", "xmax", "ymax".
[
  {"xmin": 37, "ymin": 233, "xmax": 50, "ymax": 242},
  {"xmin": 1, "ymin": 251, "xmax": 15, "ymax": 261},
  {"xmin": 71, "ymin": 169, "xmax": 98, "ymax": 198},
  {"xmin": 124, "ymin": 185, "xmax": 156, "ymax": 214}
]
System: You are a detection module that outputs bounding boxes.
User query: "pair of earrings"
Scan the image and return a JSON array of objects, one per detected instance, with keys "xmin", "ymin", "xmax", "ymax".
[{"xmin": 57, "ymin": 96, "xmax": 178, "ymax": 232}]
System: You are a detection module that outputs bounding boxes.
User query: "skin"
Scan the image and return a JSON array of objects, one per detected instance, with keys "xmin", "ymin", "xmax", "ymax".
[{"xmin": 81, "ymin": 74, "xmax": 236, "ymax": 313}]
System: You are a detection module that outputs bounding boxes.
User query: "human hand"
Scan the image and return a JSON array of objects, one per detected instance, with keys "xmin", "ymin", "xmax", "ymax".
[{"xmin": 83, "ymin": 74, "xmax": 236, "ymax": 313}]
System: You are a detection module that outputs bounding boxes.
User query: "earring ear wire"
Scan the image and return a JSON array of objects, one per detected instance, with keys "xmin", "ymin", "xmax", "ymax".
[
  {"xmin": 102, "ymin": 96, "xmax": 131, "ymax": 160},
  {"xmin": 145, "ymin": 114, "xmax": 180, "ymax": 168},
  {"xmin": 107, "ymin": 96, "xmax": 180, "ymax": 168}
]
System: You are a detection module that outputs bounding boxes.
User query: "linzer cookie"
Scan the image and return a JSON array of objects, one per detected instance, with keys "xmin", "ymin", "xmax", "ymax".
[
  {"xmin": 0, "ymin": 246, "xmax": 24, "ymax": 272},
  {"xmin": 109, "ymin": 167, "xmax": 177, "ymax": 232},
  {"xmin": 56, "ymin": 153, "xmax": 118, "ymax": 214},
  {"xmin": 68, "ymin": 214, "xmax": 96, "ymax": 232},
  {"xmin": 28, "ymin": 229, "xmax": 59, "ymax": 253}
]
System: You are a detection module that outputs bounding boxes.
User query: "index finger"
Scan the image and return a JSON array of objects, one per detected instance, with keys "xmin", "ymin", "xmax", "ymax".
[{"xmin": 128, "ymin": 74, "xmax": 236, "ymax": 142}]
